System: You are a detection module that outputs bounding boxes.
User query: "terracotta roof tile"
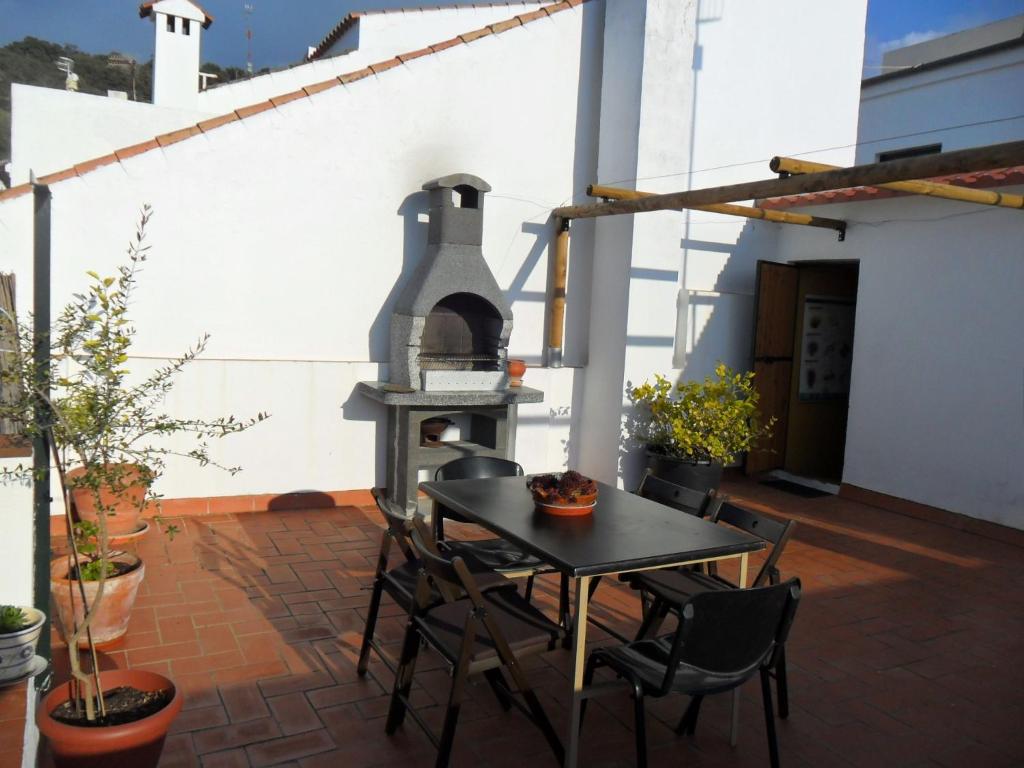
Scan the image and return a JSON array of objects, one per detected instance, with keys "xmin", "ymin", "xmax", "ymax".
[
  {"xmin": 156, "ymin": 125, "xmax": 202, "ymax": 147},
  {"xmin": 234, "ymin": 101, "xmax": 275, "ymax": 119},
  {"xmin": 369, "ymin": 58, "xmax": 402, "ymax": 74},
  {"xmin": 0, "ymin": 0, "xmax": 591, "ymax": 205},
  {"xmin": 338, "ymin": 67, "xmax": 374, "ymax": 85},
  {"xmin": 114, "ymin": 139, "xmax": 161, "ymax": 161},
  {"xmin": 138, "ymin": 1, "xmax": 213, "ymax": 28},
  {"xmin": 270, "ymin": 90, "xmax": 307, "ymax": 107},
  {"xmin": 196, "ymin": 113, "xmax": 240, "ymax": 133},
  {"xmin": 73, "ymin": 154, "xmax": 119, "ymax": 175},
  {"xmin": 0, "ymin": 183, "xmax": 32, "ymax": 202}
]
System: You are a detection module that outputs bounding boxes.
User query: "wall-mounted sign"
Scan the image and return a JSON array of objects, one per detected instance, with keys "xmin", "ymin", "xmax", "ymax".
[{"xmin": 798, "ymin": 295, "xmax": 854, "ymax": 401}]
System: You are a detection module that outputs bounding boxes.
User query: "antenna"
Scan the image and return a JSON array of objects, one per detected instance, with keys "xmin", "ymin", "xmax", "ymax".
[
  {"xmin": 56, "ymin": 56, "xmax": 78, "ymax": 91},
  {"xmin": 244, "ymin": 3, "xmax": 255, "ymax": 76}
]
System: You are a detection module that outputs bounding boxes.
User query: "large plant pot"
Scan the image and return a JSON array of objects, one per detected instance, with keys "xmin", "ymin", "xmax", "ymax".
[
  {"xmin": 0, "ymin": 607, "xmax": 45, "ymax": 682},
  {"xmin": 646, "ymin": 451, "xmax": 724, "ymax": 494},
  {"xmin": 37, "ymin": 669, "xmax": 182, "ymax": 768},
  {"xmin": 50, "ymin": 554, "xmax": 145, "ymax": 649},
  {"xmin": 66, "ymin": 464, "xmax": 151, "ymax": 538}
]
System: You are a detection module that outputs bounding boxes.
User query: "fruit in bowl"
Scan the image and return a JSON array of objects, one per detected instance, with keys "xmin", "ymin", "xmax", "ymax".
[{"xmin": 527, "ymin": 471, "xmax": 598, "ymax": 516}]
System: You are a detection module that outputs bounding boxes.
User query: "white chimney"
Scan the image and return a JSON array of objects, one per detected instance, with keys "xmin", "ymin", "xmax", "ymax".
[{"xmin": 140, "ymin": 0, "xmax": 212, "ymax": 109}]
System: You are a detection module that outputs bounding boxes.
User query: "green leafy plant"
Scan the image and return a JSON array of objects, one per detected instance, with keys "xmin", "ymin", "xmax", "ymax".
[
  {"xmin": 627, "ymin": 363, "xmax": 775, "ymax": 465},
  {"xmin": 0, "ymin": 605, "xmax": 29, "ymax": 634},
  {"xmin": 0, "ymin": 206, "xmax": 268, "ymax": 721}
]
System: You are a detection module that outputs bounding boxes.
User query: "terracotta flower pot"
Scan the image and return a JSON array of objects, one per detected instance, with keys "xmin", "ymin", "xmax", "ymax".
[
  {"xmin": 37, "ymin": 669, "xmax": 182, "ymax": 768},
  {"xmin": 66, "ymin": 464, "xmax": 151, "ymax": 538},
  {"xmin": 0, "ymin": 607, "xmax": 45, "ymax": 682},
  {"xmin": 507, "ymin": 358, "xmax": 527, "ymax": 388},
  {"xmin": 50, "ymin": 554, "xmax": 145, "ymax": 649}
]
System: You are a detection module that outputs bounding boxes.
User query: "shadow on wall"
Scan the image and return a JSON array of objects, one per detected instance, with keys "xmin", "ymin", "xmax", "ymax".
[{"xmin": 367, "ymin": 191, "xmax": 429, "ymax": 363}]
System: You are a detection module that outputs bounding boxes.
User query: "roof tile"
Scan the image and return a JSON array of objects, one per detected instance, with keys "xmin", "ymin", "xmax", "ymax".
[
  {"xmin": 303, "ymin": 78, "xmax": 341, "ymax": 96},
  {"xmin": 459, "ymin": 27, "xmax": 493, "ymax": 43},
  {"xmin": 37, "ymin": 168, "xmax": 79, "ymax": 185},
  {"xmin": 338, "ymin": 67, "xmax": 374, "ymax": 85},
  {"xmin": 490, "ymin": 18, "xmax": 523, "ymax": 34},
  {"xmin": 156, "ymin": 125, "xmax": 202, "ymax": 148},
  {"xmin": 115, "ymin": 139, "xmax": 161, "ymax": 161},
  {"xmin": 196, "ymin": 113, "xmax": 239, "ymax": 133},
  {"xmin": 397, "ymin": 46, "xmax": 434, "ymax": 63},
  {"xmin": 369, "ymin": 58, "xmax": 402, "ymax": 74},
  {"xmin": 430, "ymin": 37, "xmax": 463, "ymax": 53},
  {"xmin": 0, "ymin": 183, "xmax": 32, "ymax": 203},
  {"xmin": 73, "ymin": 154, "xmax": 119, "ymax": 175},
  {"xmin": 517, "ymin": 8, "xmax": 551, "ymax": 23},
  {"xmin": 234, "ymin": 100, "xmax": 275, "ymax": 119},
  {"xmin": 270, "ymin": 90, "xmax": 308, "ymax": 107}
]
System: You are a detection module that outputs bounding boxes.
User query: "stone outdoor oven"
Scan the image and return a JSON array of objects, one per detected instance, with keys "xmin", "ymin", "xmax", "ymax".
[
  {"xmin": 356, "ymin": 173, "xmax": 543, "ymax": 514},
  {"xmin": 389, "ymin": 173, "xmax": 512, "ymax": 391}
]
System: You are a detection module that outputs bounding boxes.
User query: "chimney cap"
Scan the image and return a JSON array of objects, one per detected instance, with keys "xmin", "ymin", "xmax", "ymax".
[
  {"xmin": 422, "ymin": 173, "xmax": 491, "ymax": 193},
  {"xmin": 139, "ymin": 0, "xmax": 214, "ymax": 28}
]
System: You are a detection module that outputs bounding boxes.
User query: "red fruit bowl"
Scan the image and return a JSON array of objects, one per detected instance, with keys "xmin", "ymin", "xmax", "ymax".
[{"xmin": 528, "ymin": 472, "xmax": 598, "ymax": 516}]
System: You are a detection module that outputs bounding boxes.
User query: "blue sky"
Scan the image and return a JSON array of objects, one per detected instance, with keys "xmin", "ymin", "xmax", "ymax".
[{"xmin": 1, "ymin": 1, "xmax": 1023, "ymax": 70}]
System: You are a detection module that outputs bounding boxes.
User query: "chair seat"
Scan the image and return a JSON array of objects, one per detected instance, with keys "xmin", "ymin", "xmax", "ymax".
[
  {"xmin": 593, "ymin": 635, "xmax": 767, "ymax": 697},
  {"xmin": 443, "ymin": 537, "xmax": 546, "ymax": 573},
  {"xmin": 417, "ymin": 588, "xmax": 564, "ymax": 665},
  {"xmin": 624, "ymin": 568, "xmax": 734, "ymax": 605},
  {"xmin": 383, "ymin": 556, "xmax": 515, "ymax": 612}
]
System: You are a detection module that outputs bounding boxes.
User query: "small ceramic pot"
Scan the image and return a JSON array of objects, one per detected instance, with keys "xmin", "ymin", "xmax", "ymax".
[
  {"xmin": 507, "ymin": 359, "xmax": 527, "ymax": 388},
  {"xmin": 37, "ymin": 669, "xmax": 183, "ymax": 768},
  {"xmin": 50, "ymin": 554, "xmax": 145, "ymax": 649},
  {"xmin": 0, "ymin": 607, "xmax": 45, "ymax": 682}
]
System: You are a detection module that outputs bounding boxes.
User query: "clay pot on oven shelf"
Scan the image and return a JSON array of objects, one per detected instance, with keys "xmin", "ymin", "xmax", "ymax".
[
  {"xmin": 65, "ymin": 463, "xmax": 153, "ymax": 538},
  {"xmin": 37, "ymin": 668, "xmax": 183, "ymax": 768},
  {"xmin": 507, "ymin": 359, "xmax": 527, "ymax": 388},
  {"xmin": 50, "ymin": 553, "xmax": 145, "ymax": 650}
]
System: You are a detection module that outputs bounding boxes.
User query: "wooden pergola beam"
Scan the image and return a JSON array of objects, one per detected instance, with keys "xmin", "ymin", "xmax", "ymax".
[
  {"xmin": 588, "ymin": 184, "xmax": 847, "ymax": 236},
  {"xmin": 771, "ymin": 156, "xmax": 1024, "ymax": 210},
  {"xmin": 553, "ymin": 140, "xmax": 1024, "ymax": 220}
]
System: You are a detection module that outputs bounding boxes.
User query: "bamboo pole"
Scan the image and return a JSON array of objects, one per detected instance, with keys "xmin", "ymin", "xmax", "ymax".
[
  {"xmin": 587, "ymin": 184, "xmax": 848, "ymax": 234},
  {"xmin": 547, "ymin": 217, "xmax": 570, "ymax": 368},
  {"xmin": 554, "ymin": 140, "xmax": 1024, "ymax": 220},
  {"xmin": 770, "ymin": 157, "xmax": 1024, "ymax": 209}
]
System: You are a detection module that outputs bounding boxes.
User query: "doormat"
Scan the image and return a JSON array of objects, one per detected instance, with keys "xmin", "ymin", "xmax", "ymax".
[{"xmin": 760, "ymin": 479, "xmax": 833, "ymax": 498}]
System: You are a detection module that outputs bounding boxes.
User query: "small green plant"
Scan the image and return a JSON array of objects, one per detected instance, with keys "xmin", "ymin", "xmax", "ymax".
[
  {"xmin": 0, "ymin": 605, "xmax": 29, "ymax": 634},
  {"xmin": 71, "ymin": 521, "xmax": 117, "ymax": 581},
  {"xmin": 627, "ymin": 363, "xmax": 775, "ymax": 464}
]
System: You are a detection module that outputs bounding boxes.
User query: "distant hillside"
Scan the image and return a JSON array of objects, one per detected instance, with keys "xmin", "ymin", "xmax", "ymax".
[{"xmin": 0, "ymin": 36, "xmax": 253, "ymax": 168}]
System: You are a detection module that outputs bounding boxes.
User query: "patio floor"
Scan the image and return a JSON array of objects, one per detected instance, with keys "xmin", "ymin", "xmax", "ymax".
[{"xmin": 24, "ymin": 476, "xmax": 1024, "ymax": 767}]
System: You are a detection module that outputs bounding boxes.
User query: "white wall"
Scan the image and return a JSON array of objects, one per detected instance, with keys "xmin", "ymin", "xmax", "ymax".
[
  {"xmin": 0, "ymin": 6, "xmax": 597, "ymax": 504},
  {"xmin": 10, "ymin": 86, "xmax": 212, "ymax": 185},
  {"xmin": 578, "ymin": 0, "xmax": 868, "ymax": 486},
  {"xmin": 776, "ymin": 192, "xmax": 1024, "ymax": 529},
  {"xmin": 199, "ymin": 3, "xmax": 551, "ymax": 114},
  {"xmin": 857, "ymin": 45, "xmax": 1024, "ymax": 163}
]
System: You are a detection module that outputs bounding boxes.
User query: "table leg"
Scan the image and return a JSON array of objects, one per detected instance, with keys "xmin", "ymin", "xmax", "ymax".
[
  {"xmin": 738, "ymin": 552, "xmax": 749, "ymax": 589},
  {"xmin": 731, "ymin": 551, "xmax": 749, "ymax": 747},
  {"xmin": 565, "ymin": 575, "xmax": 591, "ymax": 768}
]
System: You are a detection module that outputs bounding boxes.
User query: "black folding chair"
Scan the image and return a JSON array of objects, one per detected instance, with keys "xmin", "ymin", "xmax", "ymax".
[
  {"xmin": 357, "ymin": 488, "xmax": 514, "ymax": 677},
  {"xmin": 581, "ymin": 579, "xmax": 802, "ymax": 768},
  {"xmin": 385, "ymin": 522, "xmax": 565, "ymax": 768},
  {"xmin": 628, "ymin": 500, "xmax": 798, "ymax": 722},
  {"xmin": 433, "ymin": 456, "xmax": 573, "ymax": 630}
]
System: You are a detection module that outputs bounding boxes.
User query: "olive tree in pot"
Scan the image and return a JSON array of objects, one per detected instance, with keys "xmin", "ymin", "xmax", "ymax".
[
  {"xmin": 626, "ymin": 363, "xmax": 775, "ymax": 493},
  {"xmin": 0, "ymin": 207, "xmax": 267, "ymax": 766}
]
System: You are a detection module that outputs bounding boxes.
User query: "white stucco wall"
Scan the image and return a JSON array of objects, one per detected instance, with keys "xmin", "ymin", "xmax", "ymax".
[
  {"xmin": 857, "ymin": 44, "xmax": 1024, "ymax": 163},
  {"xmin": 0, "ymin": 6, "xmax": 598, "ymax": 506},
  {"xmin": 9, "ymin": 86, "xmax": 213, "ymax": 185},
  {"xmin": 776, "ymin": 193, "xmax": 1024, "ymax": 529}
]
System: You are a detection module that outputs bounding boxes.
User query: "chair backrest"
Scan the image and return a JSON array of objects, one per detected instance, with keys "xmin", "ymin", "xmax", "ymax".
[
  {"xmin": 407, "ymin": 522, "xmax": 485, "ymax": 607},
  {"xmin": 659, "ymin": 578, "xmax": 801, "ymax": 694},
  {"xmin": 636, "ymin": 470, "xmax": 714, "ymax": 518},
  {"xmin": 369, "ymin": 487, "xmax": 418, "ymax": 565},
  {"xmin": 435, "ymin": 456, "xmax": 524, "ymax": 481},
  {"xmin": 713, "ymin": 501, "xmax": 796, "ymax": 587}
]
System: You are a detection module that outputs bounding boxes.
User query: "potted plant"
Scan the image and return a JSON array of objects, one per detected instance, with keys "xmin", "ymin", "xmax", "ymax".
[
  {"xmin": 0, "ymin": 206, "xmax": 266, "ymax": 765},
  {"xmin": 0, "ymin": 605, "xmax": 46, "ymax": 683},
  {"xmin": 626, "ymin": 363, "xmax": 774, "ymax": 493}
]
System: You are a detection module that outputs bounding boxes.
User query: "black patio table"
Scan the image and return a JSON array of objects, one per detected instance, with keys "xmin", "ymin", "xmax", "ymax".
[{"xmin": 419, "ymin": 475, "xmax": 765, "ymax": 768}]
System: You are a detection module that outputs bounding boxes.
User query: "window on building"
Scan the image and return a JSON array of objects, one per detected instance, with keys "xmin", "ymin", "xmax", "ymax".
[
  {"xmin": 166, "ymin": 15, "xmax": 175, "ymax": 33},
  {"xmin": 182, "ymin": 18, "xmax": 191, "ymax": 35},
  {"xmin": 0, "ymin": 273, "xmax": 30, "ymax": 457},
  {"xmin": 876, "ymin": 143, "xmax": 942, "ymax": 163}
]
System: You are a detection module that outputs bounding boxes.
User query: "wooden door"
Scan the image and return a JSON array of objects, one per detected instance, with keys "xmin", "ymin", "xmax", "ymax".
[{"xmin": 746, "ymin": 261, "xmax": 798, "ymax": 475}]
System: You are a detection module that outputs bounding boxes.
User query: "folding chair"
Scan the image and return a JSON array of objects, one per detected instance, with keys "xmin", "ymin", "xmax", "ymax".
[
  {"xmin": 581, "ymin": 579, "xmax": 802, "ymax": 768},
  {"xmin": 385, "ymin": 522, "xmax": 565, "ymax": 768}
]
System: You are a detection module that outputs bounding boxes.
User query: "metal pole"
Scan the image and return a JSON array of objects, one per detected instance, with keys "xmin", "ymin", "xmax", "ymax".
[{"xmin": 32, "ymin": 181, "xmax": 52, "ymax": 661}]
